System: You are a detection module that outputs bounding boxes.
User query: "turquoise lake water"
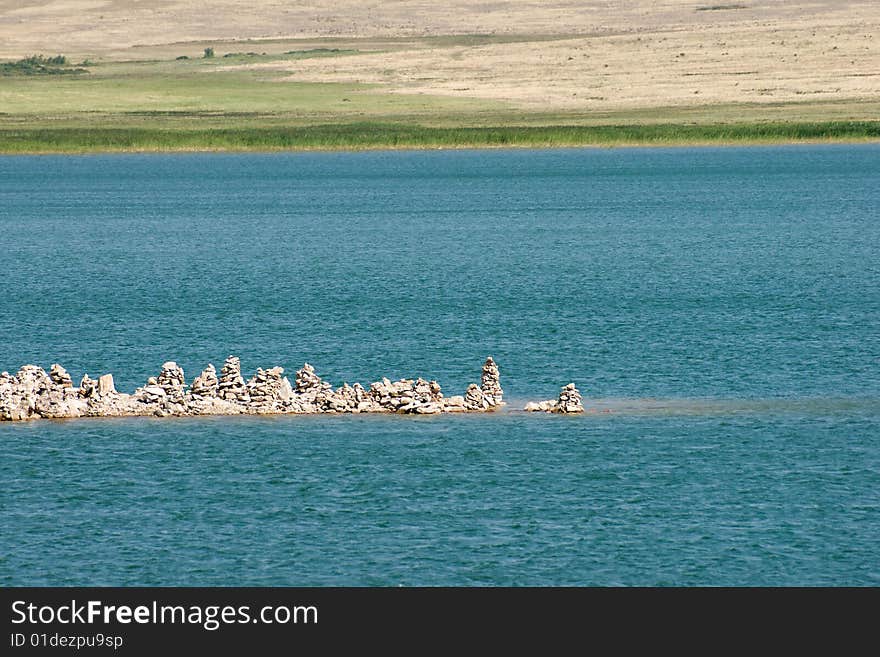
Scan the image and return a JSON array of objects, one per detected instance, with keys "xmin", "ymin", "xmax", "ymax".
[{"xmin": 1, "ymin": 145, "xmax": 878, "ymax": 585}]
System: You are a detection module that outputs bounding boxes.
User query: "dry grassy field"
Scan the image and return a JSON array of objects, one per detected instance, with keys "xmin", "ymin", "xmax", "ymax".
[{"xmin": 1, "ymin": 1, "xmax": 877, "ymax": 151}]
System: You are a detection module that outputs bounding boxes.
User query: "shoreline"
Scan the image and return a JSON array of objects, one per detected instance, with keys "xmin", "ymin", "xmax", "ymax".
[
  {"xmin": 2, "ymin": 121, "xmax": 878, "ymax": 155},
  {"xmin": 4, "ymin": 138, "xmax": 880, "ymax": 156}
]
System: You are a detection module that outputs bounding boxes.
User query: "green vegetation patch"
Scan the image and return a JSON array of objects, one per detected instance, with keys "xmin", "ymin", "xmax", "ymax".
[
  {"xmin": 284, "ymin": 48, "xmax": 358, "ymax": 57},
  {"xmin": 1, "ymin": 121, "xmax": 877, "ymax": 154},
  {"xmin": 696, "ymin": 4, "xmax": 748, "ymax": 10},
  {"xmin": 0, "ymin": 55, "xmax": 88, "ymax": 77}
]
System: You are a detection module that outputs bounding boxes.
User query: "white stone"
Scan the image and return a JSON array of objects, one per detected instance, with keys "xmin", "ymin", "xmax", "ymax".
[{"xmin": 98, "ymin": 373, "xmax": 115, "ymax": 396}]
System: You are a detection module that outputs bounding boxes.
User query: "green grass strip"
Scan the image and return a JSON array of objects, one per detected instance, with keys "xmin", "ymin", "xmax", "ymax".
[{"xmin": 1, "ymin": 121, "xmax": 878, "ymax": 153}]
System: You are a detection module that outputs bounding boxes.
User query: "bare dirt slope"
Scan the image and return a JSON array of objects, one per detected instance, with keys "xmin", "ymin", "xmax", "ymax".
[{"xmin": 1, "ymin": 1, "xmax": 878, "ymax": 113}]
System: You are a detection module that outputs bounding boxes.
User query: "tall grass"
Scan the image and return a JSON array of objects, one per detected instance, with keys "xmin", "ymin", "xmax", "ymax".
[{"xmin": 1, "ymin": 121, "xmax": 878, "ymax": 153}]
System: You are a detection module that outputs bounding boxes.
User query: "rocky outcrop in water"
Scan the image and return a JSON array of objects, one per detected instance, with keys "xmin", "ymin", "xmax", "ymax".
[
  {"xmin": 0, "ymin": 356, "xmax": 520, "ymax": 422},
  {"xmin": 0, "ymin": 363, "xmax": 133, "ymax": 421},
  {"xmin": 523, "ymin": 383, "xmax": 585, "ymax": 413}
]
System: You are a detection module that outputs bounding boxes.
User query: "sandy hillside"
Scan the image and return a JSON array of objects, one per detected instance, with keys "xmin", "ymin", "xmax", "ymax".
[{"xmin": 1, "ymin": 1, "xmax": 877, "ymax": 113}]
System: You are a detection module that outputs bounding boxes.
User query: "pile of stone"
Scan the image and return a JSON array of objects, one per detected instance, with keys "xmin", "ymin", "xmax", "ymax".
[
  {"xmin": 246, "ymin": 366, "xmax": 293, "ymax": 412},
  {"xmin": 134, "ymin": 362, "xmax": 183, "ymax": 407},
  {"xmin": 365, "ymin": 376, "xmax": 445, "ymax": 414},
  {"xmin": 79, "ymin": 373, "xmax": 98, "ymax": 398},
  {"xmin": 156, "ymin": 362, "xmax": 186, "ymax": 401},
  {"xmin": 555, "ymin": 383, "xmax": 585, "ymax": 413},
  {"xmin": 328, "ymin": 382, "xmax": 358, "ymax": 412},
  {"xmin": 289, "ymin": 363, "xmax": 335, "ymax": 413},
  {"xmin": 184, "ymin": 362, "xmax": 250, "ymax": 416},
  {"xmin": 190, "ymin": 364, "xmax": 219, "ymax": 398},
  {"xmin": 217, "ymin": 356, "xmax": 249, "ymax": 403},
  {"xmin": 135, "ymin": 381, "xmax": 166, "ymax": 405},
  {"xmin": 295, "ymin": 363, "xmax": 324, "ymax": 392},
  {"xmin": 49, "ymin": 364, "xmax": 73, "ymax": 388},
  {"xmin": 319, "ymin": 381, "xmax": 369, "ymax": 413},
  {"xmin": 523, "ymin": 383, "xmax": 585, "ymax": 413},
  {"xmin": 463, "ymin": 383, "xmax": 488, "ymax": 410},
  {"xmin": 481, "ymin": 357, "xmax": 503, "ymax": 407},
  {"xmin": 454, "ymin": 357, "xmax": 505, "ymax": 411}
]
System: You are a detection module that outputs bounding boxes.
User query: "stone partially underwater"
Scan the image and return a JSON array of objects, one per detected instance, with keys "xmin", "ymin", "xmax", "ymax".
[
  {"xmin": 523, "ymin": 383, "xmax": 586, "ymax": 414},
  {"xmin": 0, "ymin": 356, "xmax": 542, "ymax": 422}
]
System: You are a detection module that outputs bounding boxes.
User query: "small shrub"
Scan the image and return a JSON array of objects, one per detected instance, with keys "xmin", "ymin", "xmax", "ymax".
[
  {"xmin": 175, "ymin": 55, "xmax": 189, "ymax": 60},
  {"xmin": 203, "ymin": 47, "xmax": 214, "ymax": 59},
  {"xmin": 696, "ymin": 4, "xmax": 747, "ymax": 10},
  {"xmin": 0, "ymin": 54, "xmax": 85, "ymax": 76}
]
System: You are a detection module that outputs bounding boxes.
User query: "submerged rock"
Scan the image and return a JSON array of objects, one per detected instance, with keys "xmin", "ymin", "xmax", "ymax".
[{"xmin": 523, "ymin": 400, "xmax": 556, "ymax": 412}]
